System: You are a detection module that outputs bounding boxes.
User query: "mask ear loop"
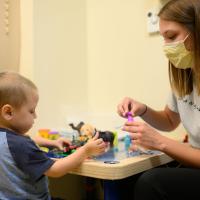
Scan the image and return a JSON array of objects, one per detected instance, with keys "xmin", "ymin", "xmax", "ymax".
[
  {"xmin": 183, "ymin": 33, "xmax": 190, "ymax": 42},
  {"xmin": 183, "ymin": 33, "xmax": 193, "ymax": 53}
]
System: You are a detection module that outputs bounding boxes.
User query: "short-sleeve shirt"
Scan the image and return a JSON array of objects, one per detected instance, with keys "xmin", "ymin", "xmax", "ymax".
[
  {"xmin": 167, "ymin": 87, "xmax": 200, "ymax": 148},
  {"xmin": 0, "ymin": 128, "xmax": 55, "ymax": 200}
]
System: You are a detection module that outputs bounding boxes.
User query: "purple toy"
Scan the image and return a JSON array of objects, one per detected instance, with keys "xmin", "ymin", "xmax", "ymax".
[{"xmin": 127, "ymin": 112, "xmax": 134, "ymax": 122}]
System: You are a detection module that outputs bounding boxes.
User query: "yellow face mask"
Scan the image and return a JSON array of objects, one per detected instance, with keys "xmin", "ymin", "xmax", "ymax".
[{"xmin": 163, "ymin": 34, "xmax": 194, "ymax": 69}]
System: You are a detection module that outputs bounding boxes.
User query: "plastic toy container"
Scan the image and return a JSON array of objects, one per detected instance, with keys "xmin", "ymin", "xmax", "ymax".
[
  {"xmin": 38, "ymin": 129, "xmax": 50, "ymax": 138},
  {"xmin": 48, "ymin": 131, "xmax": 60, "ymax": 140}
]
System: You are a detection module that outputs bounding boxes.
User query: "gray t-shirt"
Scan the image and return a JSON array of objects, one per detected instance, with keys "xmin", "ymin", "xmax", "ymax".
[{"xmin": 167, "ymin": 88, "xmax": 200, "ymax": 148}]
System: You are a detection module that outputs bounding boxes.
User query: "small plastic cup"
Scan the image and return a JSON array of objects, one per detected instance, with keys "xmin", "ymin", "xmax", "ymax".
[{"xmin": 38, "ymin": 129, "xmax": 50, "ymax": 138}]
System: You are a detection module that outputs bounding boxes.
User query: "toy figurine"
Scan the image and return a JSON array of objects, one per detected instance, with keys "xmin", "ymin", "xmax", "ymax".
[
  {"xmin": 68, "ymin": 122, "xmax": 115, "ymax": 146},
  {"xmin": 80, "ymin": 124, "xmax": 96, "ymax": 138},
  {"xmin": 96, "ymin": 131, "xmax": 115, "ymax": 147},
  {"xmin": 69, "ymin": 122, "xmax": 85, "ymax": 136}
]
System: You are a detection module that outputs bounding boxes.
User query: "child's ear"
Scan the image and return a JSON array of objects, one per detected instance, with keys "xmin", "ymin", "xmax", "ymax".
[{"xmin": 1, "ymin": 104, "xmax": 14, "ymax": 120}]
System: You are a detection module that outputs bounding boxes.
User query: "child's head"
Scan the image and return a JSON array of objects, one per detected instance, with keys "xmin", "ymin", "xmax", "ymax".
[{"xmin": 0, "ymin": 71, "xmax": 38, "ymax": 134}]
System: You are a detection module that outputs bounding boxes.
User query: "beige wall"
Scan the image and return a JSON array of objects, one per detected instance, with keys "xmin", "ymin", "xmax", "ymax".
[
  {"xmin": 20, "ymin": 0, "xmax": 34, "ymax": 79},
  {"xmin": 20, "ymin": 0, "xmax": 184, "ymax": 134},
  {"xmin": 33, "ymin": 0, "xmax": 88, "ymax": 131},
  {"xmin": 86, "ymin": 0, "xmax": 168, "ymax": 114},
  {"xmin": 20, "ymin": 0, "xmax": 88, "ymax": 132},
  {"xmin": 0, "ymin": 0, "xmax": 20, "ymax": 72}
]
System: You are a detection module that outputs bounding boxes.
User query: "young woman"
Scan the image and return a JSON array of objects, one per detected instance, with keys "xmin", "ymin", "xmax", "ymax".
[{"xmin": 117, "ymin": 0, "xmax": 200, "ymax": 199}]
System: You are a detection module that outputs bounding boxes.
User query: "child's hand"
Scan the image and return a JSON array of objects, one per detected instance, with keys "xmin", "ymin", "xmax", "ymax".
[
  {"xmin": 83, "ymin": 132, "xmax": 106, "ymax": 157},
  {"xmin": 52, "ymin": 137, "xmax": 71, "ymax": 151}
]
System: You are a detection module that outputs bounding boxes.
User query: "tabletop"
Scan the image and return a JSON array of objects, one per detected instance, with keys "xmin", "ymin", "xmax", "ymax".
[{"xmin": 68, "ymin": 141, "xmax": 174, "ymax": 180}]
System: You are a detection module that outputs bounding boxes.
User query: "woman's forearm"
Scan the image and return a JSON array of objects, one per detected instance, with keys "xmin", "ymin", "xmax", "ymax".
[
  {"xmin": 141, "ymin": 106, "xmax": 180, "ymax": 131},
  {"xmin": 159, "ymin": 135, "xmax": 200, "ymax": 168}
]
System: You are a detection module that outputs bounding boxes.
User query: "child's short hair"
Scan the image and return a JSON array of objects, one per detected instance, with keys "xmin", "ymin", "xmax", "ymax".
[{"xmin": 0, "ymin": 71, "xmax": 37, "ymax": 108}]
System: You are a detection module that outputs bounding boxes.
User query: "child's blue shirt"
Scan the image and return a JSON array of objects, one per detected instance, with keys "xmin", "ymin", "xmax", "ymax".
[{"xmin": 0, "ymin": 128, "xmax": 55, "ymax": 200}]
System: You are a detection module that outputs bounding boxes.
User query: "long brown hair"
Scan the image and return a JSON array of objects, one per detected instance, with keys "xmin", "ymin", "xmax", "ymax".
[{"xmin": 158, "ymin": 0, "xmax": 200, "ymax": 97}]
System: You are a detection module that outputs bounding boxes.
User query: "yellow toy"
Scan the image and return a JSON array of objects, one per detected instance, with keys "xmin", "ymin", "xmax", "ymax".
[{"xmin": 80, "ymin": 124, "xmax": 95, "ymax": 138}]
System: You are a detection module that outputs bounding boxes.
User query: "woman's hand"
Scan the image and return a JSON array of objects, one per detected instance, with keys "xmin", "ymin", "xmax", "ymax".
[
  {"xmin": 122, "ymin": 121, "xmax": 165, "ymax": 151},
  {"xmin": 117, "ymin": 97, "xmax": 146, "ymax": 118}
]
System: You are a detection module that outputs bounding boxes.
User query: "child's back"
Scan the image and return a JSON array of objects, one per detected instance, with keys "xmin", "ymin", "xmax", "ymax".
[{"xmin": 0, "ymin": 128, "xmax": 53, "ymax": 199}]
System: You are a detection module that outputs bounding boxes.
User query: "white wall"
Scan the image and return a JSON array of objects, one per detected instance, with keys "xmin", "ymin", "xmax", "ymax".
[{"xmin": 20, "ymin": 0, "xmax": 184, "ymax": 135}]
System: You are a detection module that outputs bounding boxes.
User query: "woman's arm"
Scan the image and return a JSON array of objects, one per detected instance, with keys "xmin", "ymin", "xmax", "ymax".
[
  {"xmin": 159, "ymin": 135, "xmax": 200, "ymax": 168},
  {"xmin": 141, "ymin": 105, "xmax": 181, "ymax": 131}
]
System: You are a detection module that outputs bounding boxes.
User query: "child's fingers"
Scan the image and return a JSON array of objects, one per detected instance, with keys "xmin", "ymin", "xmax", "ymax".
[
  {"xmin": 99, "ymin": 149, "xmax": 106, "ymax": 154},
  {"xmin": 92, "ymin": 132, "xmax": 99, "ymax": 140},
  {"xmin": 96, "ymin": 138, "xmax": 104, "ymax": 145}
]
